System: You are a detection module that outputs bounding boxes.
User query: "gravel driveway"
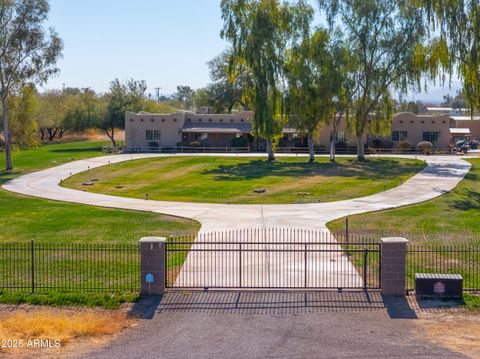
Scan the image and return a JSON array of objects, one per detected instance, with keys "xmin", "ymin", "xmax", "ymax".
[{"xmin": 75, "ymin": 292, "xmax": 465, "ymax": 359}]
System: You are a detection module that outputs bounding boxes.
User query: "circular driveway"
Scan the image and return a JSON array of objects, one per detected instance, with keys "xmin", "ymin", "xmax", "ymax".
[{"xmin": 2, "ymin": 153, "xmax": 472, "ymax": 232}]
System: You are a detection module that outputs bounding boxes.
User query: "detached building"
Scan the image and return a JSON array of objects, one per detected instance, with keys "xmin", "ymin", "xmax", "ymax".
[{"xmin": 125, "ymin": 110, "xmax": 479, "ymax": 152}]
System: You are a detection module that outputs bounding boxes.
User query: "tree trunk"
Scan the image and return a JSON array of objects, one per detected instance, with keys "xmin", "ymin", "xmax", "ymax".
[
  {"xmin": 39, "ymin": 128, "xmax": 45, "ymax": 141},
  {"xmin": 47, "ymin": 127, "xmax": 58, "ymax": 141},
  {"xmin": 2, "ymin": 96, "xmax": 12, "ymax": 170},
  {"xmin": 307, "ymin": 132, "xmax": 314, "ymax": 162},
  {"xmin": 266, "ymin": 138, "xmax": 275, "ymax": 161},
  {"xmin": 330, "ymin": 138, "xmax": 336, "ymax": 163},
  {"xmin": 58, "ymin": 128, "xmax": 66, "ymax": 138},
  {"xmin": 330, "ymin": 118, "xmax": 337, "ymax": 163},
  {"xmin": 105, "ymin": 127, "xmax": 116, "ymax": 147},
  {"xmin": 357, "ymin": 135, "xmax": 365, "ymax": 161}
]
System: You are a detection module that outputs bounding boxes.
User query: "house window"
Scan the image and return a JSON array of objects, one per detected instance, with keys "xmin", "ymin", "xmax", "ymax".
[
  {"xmin": 330, "ymin": 131, "xmax": 346, "ymax": 142},
  {"xmin": 146, "ymin": 130, "xmax": 161, "ymax": 141},
  {"xmin": 195, "ymin": 133, "xmax": 208, "ymax": 141},
  {"xmin": 423, "ymin": 131, "xmax": 439, "ymax": 142},
  {"xmin": 392, "ymin": 131, "xmax": 408, "ymax": 141}
]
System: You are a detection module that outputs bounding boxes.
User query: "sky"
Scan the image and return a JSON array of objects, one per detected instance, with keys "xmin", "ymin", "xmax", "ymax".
[{"xmin": 43, "ymin": 0, "xmax": 461, "ymax": 103}]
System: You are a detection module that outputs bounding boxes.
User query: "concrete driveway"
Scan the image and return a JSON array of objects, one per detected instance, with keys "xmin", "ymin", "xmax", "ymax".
[
  {"xmin": 2, "ymin": 154, "xmax": 471, "ymax": 289},
  {"xmin": 2, "ymin": 154, "xmax": 471, "ymax": 232}
]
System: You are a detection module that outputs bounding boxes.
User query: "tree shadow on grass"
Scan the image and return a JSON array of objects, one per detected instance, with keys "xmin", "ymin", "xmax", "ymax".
[
  {"xmin": 50, "ymin": 146, "xmax": 102, "ymax": 153},
  {"xmin": 0, "ymin": 169, "xmax": 17, "ymax": 185},
  {"xmin": 201, "ymin": 158, "xmax": 424, "ymax": 181},
  {"xmin": 450, "ymin": 189, "xmax": 480, "ymax": 210}
]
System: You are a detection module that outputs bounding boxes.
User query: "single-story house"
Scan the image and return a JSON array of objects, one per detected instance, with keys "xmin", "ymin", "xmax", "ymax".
[{"xmin": 124, "ymin": 110, "xmax": 480, "ymax": 152}]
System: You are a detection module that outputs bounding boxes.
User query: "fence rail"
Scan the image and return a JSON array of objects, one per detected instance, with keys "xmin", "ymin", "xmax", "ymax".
[
  {"xmin": 407, "ymin": 244, "xmax": 480, "ymax": 292},
  {"xmin": 165, "ymin": 229, "xmax": 381, "ymax": 290},
  {"xmin": 124, "ymin": 146, "xmax": 454, "ymax": 155},
  {"xmin": 126, "ymin": 146, "xmax": 251, "ymax": 154},
  {"xmin": 0, "ymin": 241, "xmax": 140, "ymax": 294},
  {"xmin": 1, "ymin": 233, "xmax": 479, "ymax": 296}
]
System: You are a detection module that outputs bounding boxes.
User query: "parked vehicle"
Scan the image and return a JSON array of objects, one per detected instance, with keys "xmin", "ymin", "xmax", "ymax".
[{"xmin": 453, "ymin": 140, "xmax": 469, "ymax": 154}]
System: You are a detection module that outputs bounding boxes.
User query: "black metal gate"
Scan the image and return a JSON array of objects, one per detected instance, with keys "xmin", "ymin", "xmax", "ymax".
[{"xmin": 165, "ymin": 229, "xmax": 381, "ymax": 290}]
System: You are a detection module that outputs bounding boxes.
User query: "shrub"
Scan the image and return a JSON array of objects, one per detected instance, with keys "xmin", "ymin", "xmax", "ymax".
[
  {"xmin": 336, "ymin": 141, "xmax": 348, "ymax": 150},
  {"xmin": 189, "ymin": 141, "xmax": 201, "ymax": 147},
  {"xmin": 398, "ymin": 140, "xmax": 412, "ymax": 152},
  {"xmin": 417, "ymin": 141, "xmax": 433, "ymax": 155},
  {"xmin": 176, "ymin": 141, "xmax": 189, "ymax": 147},
  {"xmin": 231, "ymin": 136, "xmax": 248, "ymax": 147},
  {"xmin": 147, "ymin": 141, "xmax": 159, "ymax": 148},
  {"xmin": 371, "ymin": 139, "xmax": 383, "ymax": 148}
]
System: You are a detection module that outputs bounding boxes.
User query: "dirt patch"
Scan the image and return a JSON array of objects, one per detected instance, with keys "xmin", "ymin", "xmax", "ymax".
[
  {"xmin": 0, "ymin": 304, "xmax": 136, "ymax": 358},
  {"xmin": 412, "ymin": 311, "xmax": 480, "ymax": 358}
]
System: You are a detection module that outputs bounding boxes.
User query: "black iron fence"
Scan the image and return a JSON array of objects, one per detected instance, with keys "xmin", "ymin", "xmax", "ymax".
[
  {"xmin": 0, "ymin": 241, "xmax": 140, "ymax": 294},
  {"xmin": 2, "ymin": 234, "xmax": 479, "ymax": 296},
  {"xmin": 165, "ymin": 229, "xmax": 381, "ymax": 290},
  {"xmin": 407, "ymin": 244, "xmax": 480, "ymax": 292}
]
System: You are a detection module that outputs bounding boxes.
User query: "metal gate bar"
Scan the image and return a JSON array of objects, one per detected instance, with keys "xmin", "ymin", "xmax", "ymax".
[{"xmin": 165, "ymin": 231, "xmax": 380, "ymax": 290}]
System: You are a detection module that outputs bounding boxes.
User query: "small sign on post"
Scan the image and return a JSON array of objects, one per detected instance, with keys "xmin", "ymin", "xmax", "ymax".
[
  {"xmin": 433, "ymin": 281, "xmax": 446, "ymax": 295},
  {"xmin": 146, "ymin": 273, "xmax": 154, "ymax": 296}
]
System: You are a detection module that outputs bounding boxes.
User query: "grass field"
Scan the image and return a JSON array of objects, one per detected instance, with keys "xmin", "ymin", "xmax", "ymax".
[
  {"xmin": 327, "ymin": 158, "xmax": 480, "ymax": 242},
  {"xmin": 0, "ymin": 142, "xmax": 198, "ymax": 307},
  {"xmin": 0, "ymin": 142, "xmax": 200, "ymax": 243},
  {"xmin": 63, "ymin": 156, "xmax": 426, "ymax": 204}
]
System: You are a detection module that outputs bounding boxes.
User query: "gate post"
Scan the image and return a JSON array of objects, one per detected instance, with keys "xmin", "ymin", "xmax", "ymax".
[
  {"xmin": 380, "ymin": 237, "xmax": 408, "ymax": 296},
  {"xmin": 139, "ymin": 236, "xmax": 166, "ymax": 296}
]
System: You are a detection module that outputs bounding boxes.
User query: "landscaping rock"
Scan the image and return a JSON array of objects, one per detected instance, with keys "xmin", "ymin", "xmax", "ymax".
[
  {"xmin": 253, "ymin": 188, "xmax": 266, "ymax": 193},
  {"xmin": 82, "ymin": 182, "xmax": 94, "ymax": 186},
  {"xmin": 115, "ymin": 185, "xmax": 124, "ymax": 189},
  {"xmin": 90, "ymin": 178, "xmax": 99, "ymax": 182}
]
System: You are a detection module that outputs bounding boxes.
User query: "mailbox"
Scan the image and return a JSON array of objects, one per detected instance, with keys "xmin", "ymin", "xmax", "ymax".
[{"xmin": 415, "ymin": 273, "xmax": 463, "ymax": 298}]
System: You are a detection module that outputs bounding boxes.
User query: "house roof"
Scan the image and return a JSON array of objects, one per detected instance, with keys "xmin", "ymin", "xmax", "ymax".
[
  {"xmin": 182, "ymin": 123, "xmax": 252, "ymax": 133},
  {"xmin": 450, "ymin": 116, "xmax": 480, "ymax": 121},
  {"xmin": 450, "ymin": 128, "xmax": 471, "ymax": 134}
]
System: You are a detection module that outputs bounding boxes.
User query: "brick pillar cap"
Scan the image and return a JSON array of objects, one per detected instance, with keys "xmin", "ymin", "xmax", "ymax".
[
  {"xmin": 139, "ymin": 236, "xmax": 167, "ymax": 243},
  {"xmin": 381, "ymin": 237, "xmax": 408, "ymax": 244}
]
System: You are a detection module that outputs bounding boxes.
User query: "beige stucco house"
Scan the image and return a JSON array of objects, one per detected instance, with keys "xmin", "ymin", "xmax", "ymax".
[{"xmin": 125, "ymin": 110, "xmax": 479, "ymax": 152}]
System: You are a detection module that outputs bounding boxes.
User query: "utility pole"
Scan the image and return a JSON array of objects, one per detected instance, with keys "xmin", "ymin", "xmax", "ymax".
[{"xmin": 155, "ymin": 87, "xmax": 162, "ymax": 103}]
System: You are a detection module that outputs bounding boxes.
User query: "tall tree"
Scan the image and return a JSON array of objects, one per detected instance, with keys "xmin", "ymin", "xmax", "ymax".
[
  {"xmin": 320, "ymin": 0, "xmax": 427, "ymax": 161},
  {"xmin": 38, "ymin": 89, "xmax": 70, "ymax": 141},
  {"xmin": 63, "ymin": 88, "xmax": 103, "ymax": 133},
  {"xmin": 416, "ymin": 1, "xmax": 480, "ymax": 114},
  {"xmin": 327, "ymin": 35, "xmax": 356, "ymax": 163},
  {"xmin": 207, "ymin": 49, "xmax": 252, "ymax": 113},
  {"xmin": 0, "ymin": 0, "xmax": 62, "ymax": 170},
  {"xmin": 441, "ymin": 91, "xmax": 467, "ymax": 114},
  {"xmin": 221, "ymin": 0, "xmax": 313, "ymax": 161},
  {"xmin": 8, "ymin": 83, "xmax": 40, "ymax": 147},
  {"xmin": 102, "ymin": 79, "xmax": 146, "ymax": 146},
  {"xmin": 285, "ymin": 29, "xmax": 336, "ymax": 162},
  {"xmin": 173, "ymin": 85, "xmax": 195, "ymax": 110}
]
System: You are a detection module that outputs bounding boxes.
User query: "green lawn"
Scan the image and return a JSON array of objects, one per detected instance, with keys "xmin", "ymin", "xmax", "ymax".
[
  {"xmin": 0, "ymin": 142, "xmax": 200, "ymax": 244},
  {"xmin": 0, "ymin": 141, "xmax": 199, "ymax": 307},
  {"xmin": 62, "ymin": 156, "xmax": 426, "ymax": 204},
  {"xmin": 327, "ymin": 158, "xmax": 480, "ymax": 242}
]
